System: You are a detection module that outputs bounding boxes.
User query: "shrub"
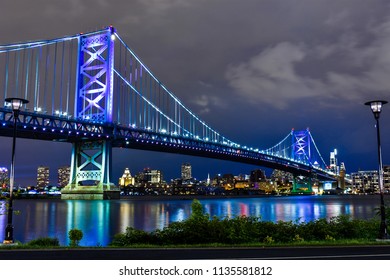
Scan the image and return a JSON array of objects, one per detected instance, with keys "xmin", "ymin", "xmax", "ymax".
[
  {"xmin": 325, "ymin": 234, "xmax": 335, "ymax": 241},
  {"xmin": 263, "ymin": 236, "xmax": 274, "ymax": 244},
  {"xmin": 68, "ymin": 228, "xmax": 83, "ymax": 246},
  {"xmin": 109, "ymin": 199, "xmax": 383, "ymax": 247},
  {"xmin": 293, "ymin": 234, "xmax": 304, "ymax": 242},
  {"xmin": 28, "ymin": 237, "xmax": 60, "ymax": 247}
]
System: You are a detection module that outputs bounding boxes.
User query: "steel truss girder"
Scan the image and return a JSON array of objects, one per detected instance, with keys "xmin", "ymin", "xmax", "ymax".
[
  {"xmin": 0, "ymin": 109, "xmax": 335, "ymax": 181},
  {"xmin": 0, "ymin": 109, "xmax": 109, "ymax": 140}
]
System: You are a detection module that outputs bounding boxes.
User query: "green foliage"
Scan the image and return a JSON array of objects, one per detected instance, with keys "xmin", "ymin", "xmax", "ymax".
[
  {"xmin": 27, "ymin": 237, "xmax": 60, "ymax": 247},
  {"xmin": 109, "ymin": 199, "xmax": 386, "ymax": 247},
  {"xmin": 325, "ymin": 235, "xmax": 335, "ymax": 241},
  {"xmin": 111, "ymin": 227, "xmax": 152, "ymax": 246},
  {"xmin": 263, "ymin": 236, "xmax": 274, "ymax": 244},
  {"xmin": 68, "ymin": 228, "xmax": 83, "ymax": 247},
  {"xmin": 293, "ymin": 234, "xmax": 304, "ymax": 242}
]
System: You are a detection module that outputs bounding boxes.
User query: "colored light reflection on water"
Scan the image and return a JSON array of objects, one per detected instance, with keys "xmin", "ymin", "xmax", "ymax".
[{"xmin": 0, "ymin": 195, "xmax": 386, "ymax": 246}]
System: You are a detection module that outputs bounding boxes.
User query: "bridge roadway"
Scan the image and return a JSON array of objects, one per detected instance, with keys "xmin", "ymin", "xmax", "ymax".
[
  {"xmin": 1, "ymin": 245, "xmax": 390, "ymax": 260},
  {"xmin": 0, "ymin": 108, "xmax": 335, "ymax": 181}
]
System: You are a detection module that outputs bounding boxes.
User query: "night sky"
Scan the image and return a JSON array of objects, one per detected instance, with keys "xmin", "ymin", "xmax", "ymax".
[{"xmin": 1, "ymin": 0, "xmax": 389, "ymax": 187}]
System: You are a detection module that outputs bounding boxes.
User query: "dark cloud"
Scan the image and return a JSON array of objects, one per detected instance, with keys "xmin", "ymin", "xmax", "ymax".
[{"xmin": 1, "ymin": 0, "xmax": 390, "ymax": 185}]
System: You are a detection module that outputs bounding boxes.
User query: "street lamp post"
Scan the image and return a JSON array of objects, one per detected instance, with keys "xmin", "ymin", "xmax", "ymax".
[
  {"xmin": 3, "ymin": 97, "xmax": 29, "ymax": 244},
  {"xmin": 365, "ymin": 100, "xmax": 389, "ymax": 240}
]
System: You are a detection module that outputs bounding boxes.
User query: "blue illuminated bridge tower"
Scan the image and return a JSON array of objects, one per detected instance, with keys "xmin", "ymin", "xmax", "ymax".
[
  {"xmin": 63, "ymin": 27, "xmax": 117, "ymax": 199},
  {"xmin": 0, "ymin": 27, "xmax": 337, "ymax": 199}
]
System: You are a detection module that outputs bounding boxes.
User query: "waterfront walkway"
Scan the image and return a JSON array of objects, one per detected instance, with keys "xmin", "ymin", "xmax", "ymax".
[{"xmin": 1, "ymin": 245, "xmax": 390, "ymax": 260}]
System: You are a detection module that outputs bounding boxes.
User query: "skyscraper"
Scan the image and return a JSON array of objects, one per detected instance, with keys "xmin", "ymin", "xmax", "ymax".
[
  {"xmin": 58, "ymin": 166, "xmax": 70, "ymax": 188},
  {"xmin": 330, "ymin": 149, "xmax": 338, "ymax": 175},
  {"xmin": 141, "ymin": 168, "xmax": 163, "ymax": 184},
  {"xmin": 37, "ymin": 166, "xmax": 49, "ymax": 188},
  {"xmin": 181, "ymin": 163, "xmax": 192, "ymax": 180}
]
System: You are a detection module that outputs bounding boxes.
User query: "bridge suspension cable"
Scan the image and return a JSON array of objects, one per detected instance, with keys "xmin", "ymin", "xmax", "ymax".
[
  {"xmin": 0, "ymin": 28, "xmax": 334, "ymax": 179},
  {"xmin": 112, "ymin": 32, "xmax": 238, "ymax": 147}
]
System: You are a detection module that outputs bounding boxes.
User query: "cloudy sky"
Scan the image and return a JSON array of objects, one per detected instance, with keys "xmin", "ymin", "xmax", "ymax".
[{"xmin": 1, "ymin": 0, "xmax": 390, "ymax": 186}]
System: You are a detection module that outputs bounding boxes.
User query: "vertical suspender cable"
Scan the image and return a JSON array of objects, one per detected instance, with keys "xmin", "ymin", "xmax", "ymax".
[
  {"xmin": 117, "ymin": 41, "xmax": 122, "ymax": 123},
  {"xmin": 34, "ymin": 47, "xmax": 41, "ymax": 110},
  {"xmin": 52, "ymin": 42, "xmax": 58, "ymax": 115},
  {"xmin": 149, "ymin": 75, "xmax": 151, "ymax": 129},
  {"xmin": 59, "ymin": 41, "xmax": 65, "ymax": 113},
  {"xmin": 141, "ymin": 67, "xmax": 145, "ymax": 128},
  {"xmin": 24, "ymin": 48, "xmax": 31, "ymax": 102},
  {"xmin": 43, "ymin": 45, "xmax": 50, "ymax": 112},
  {"xmin": 3, "ymin": 52, "xmax": 9, "ymax": 100},
  {"xmin": 158, "ymin": 84, "xmax": 161, "ymax": 131},
  {"xmin": 129, "ymin": 56, "xmax": 132, "ymax": 126},
  {"xmin": 66, "ymin": 39, "xmax": 74, "ymax": 115},
  {"xmin": 14, "ymin": 51, "xmax": 20, "ymax": 97},
  {"xmin": 20, "ymin": 48, "xmax": 26, "ymax": 101}
]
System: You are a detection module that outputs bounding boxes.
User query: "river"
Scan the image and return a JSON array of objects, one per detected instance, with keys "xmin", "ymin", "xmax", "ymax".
[{"xmin": 0, "ymin": 195, "xmax": 387, "ymax": 246}]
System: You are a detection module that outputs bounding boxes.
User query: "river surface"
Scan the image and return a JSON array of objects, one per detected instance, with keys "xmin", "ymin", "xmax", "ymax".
[{"xmin": 0, "ymin": 195, "xmax": 387, "ymax": 246}]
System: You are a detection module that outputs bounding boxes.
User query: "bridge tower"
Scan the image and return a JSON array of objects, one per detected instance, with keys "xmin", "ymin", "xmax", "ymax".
[
  {"xmin": 61, "ymin": 27, "xmax": 119, "ymax": 199},
  {"xmin": 291, "ymin": 129, "xmax": 313, "ymax": 193}
]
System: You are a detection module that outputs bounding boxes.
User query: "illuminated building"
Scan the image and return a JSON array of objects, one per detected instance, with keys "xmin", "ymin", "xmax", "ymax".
[
  {"xmin": 330, "ymin": 149, "xmax": 338, "ymax": 175},
  {"xmin": 351, "ymin": 170, "xmax": 378, "ymax": 193},
  {"xmin": 58, "ymin": 166, "xmax": 70, "ymax": 188},
  {"xmin": 119, "ymin": 168, "xmax": 135, "ymax": 186},
  {"xmin": 140, "ymin": 168, "xmax": 163, "ymax": 184},
  {"xmin": 181, "ymin": 163, "xmax": 192, "ymax": 180},
  {"xmin": 384, "ymin": 165, "xmax": 390, "ymax": 190},
  {"xmin": 0, "ymin": 167, "xmax": 9, "ymax": 188},
  {"xmin": 37, "ymin": 166, "xmax": 49, "ymax": 188}
]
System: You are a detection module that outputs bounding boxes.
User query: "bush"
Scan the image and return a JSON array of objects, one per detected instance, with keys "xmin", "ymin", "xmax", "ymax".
[
  {"xmin": 111, "ymin": 227, "xmax": 152, "ymax": 246},
  {"xmin": 109, "ymin": 199, "xmax": 383, "ymax": 247},
  {"xmin": 68, "ymin": 228, "xmax": 83, "ymax": 246},
  {"xmin": 28, "ymin": 237, "xmax": 60, "ymax": 247}
]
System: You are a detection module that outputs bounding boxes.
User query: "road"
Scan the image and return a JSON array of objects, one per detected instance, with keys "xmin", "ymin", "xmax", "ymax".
[{"xmin": 1, "ymin": 245, "xmax": 390, "ymax": 260}]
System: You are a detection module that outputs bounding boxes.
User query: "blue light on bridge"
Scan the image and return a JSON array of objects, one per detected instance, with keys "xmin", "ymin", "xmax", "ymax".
[{"xmin": 0, "ymin": 27, "xmax": 337, "ymax": 198}]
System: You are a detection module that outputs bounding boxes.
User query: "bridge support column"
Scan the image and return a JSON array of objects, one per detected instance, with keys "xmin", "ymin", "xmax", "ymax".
[
  {"xmin": 61, "ymin": 140, "xmax": 119, "ymax": 200},
  {"xmin": 62, "ymin": 27, "xmax": 119, "ymax": 199}
]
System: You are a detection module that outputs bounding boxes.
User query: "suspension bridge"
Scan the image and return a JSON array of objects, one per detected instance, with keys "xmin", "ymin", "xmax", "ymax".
[{"xmin": 0, "ymin": 27, "xmax": 336, "ymax": 199}]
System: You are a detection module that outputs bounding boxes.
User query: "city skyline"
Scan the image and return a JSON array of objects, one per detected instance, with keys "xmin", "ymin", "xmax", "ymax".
[{"xmin": 0, "ymin": 1, "xmax": 390, "ymax": 187}]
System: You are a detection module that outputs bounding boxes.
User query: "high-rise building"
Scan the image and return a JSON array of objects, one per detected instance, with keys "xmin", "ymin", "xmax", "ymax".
[
  {"xmin": 119, "ymin": 168, "xmax": 135, "ymax": 186},
  {"xmin": 136, "ymin": 168, "xmax": 163, "ymax": 184},
  {"xmin": 330, "ymin": 149, "xmax": 338, "ymax": 175},
  {"xmin": 384, "ymin": 165, "xmax": 390, "ymax": 190},
  {"xmin": 351, "ymin": 170, "xmax": 378, "ymax": 193},
  {"xmin": 352, "ymin": 165, "xmax": 390, "ymax": 193},
  {"xmin": 37, "ymin": 166, "xmax": 49, "ymax": 188},
  {"xmin": 58, "ymin": 166, "xmax": 70, "ymax": 188},
  {"xmin": 0, "ymin": 167, "xmax": 9, "ymax": 187},
  {"xmin": 181, "ymin": 163, "xmax": 192, "ymax": 180}
]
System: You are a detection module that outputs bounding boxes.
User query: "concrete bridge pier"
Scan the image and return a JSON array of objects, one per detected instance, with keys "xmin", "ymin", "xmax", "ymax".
[{"xmin": 61, "ymin": 140, "xmax": 119, "ymax": 200}]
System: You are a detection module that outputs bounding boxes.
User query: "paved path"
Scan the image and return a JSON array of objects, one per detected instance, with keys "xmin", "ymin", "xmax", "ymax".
[{"xmin": 1, "ymin": 245, "xmax": 390, "ymax": 260}]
